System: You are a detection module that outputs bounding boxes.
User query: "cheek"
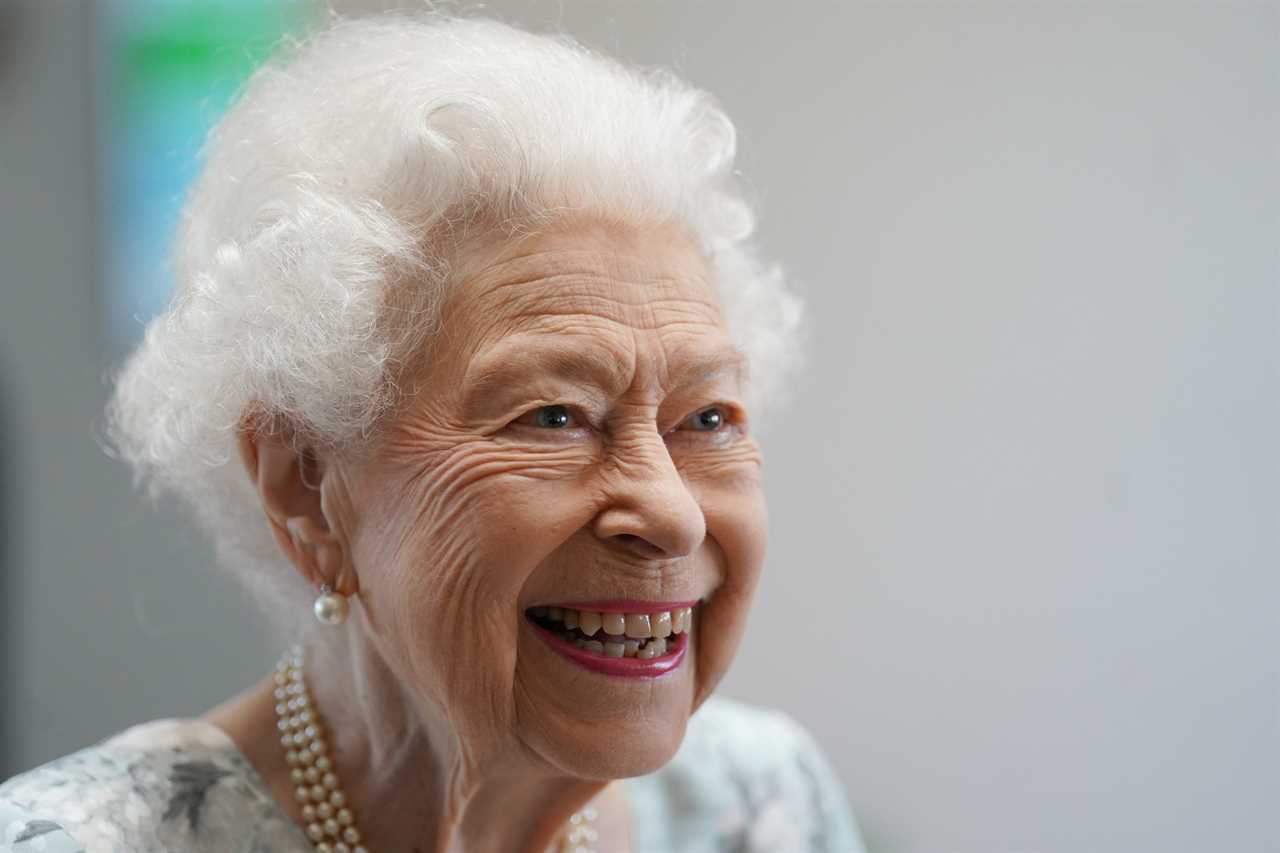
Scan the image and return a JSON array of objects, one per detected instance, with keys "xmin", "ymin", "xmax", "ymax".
[
  {"xmin": 683, "ymin": 455, "xmax": 768, "ymax": 702},
  {"xmin": 680, "ymin": 444, "xmax": 768, "ymax": 590},
  {"xmin": 707, "ymin": 481, "xmax": 768, "ymax": 586},
  {"xmin": 698, "ymin": 475, "xmax": 768, "ymax": 623},
  {"xmin": 348, "ymin": 441, "xmax": 601, "ymax": 694}
]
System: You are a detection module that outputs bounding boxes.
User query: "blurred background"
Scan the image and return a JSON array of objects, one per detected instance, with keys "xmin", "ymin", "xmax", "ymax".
[{"xmin": 1, "ymin": 2, "xmax": 1276, "ymax": 851}]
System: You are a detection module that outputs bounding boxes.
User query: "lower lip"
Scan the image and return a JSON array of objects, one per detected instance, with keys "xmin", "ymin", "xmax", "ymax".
[{"xmin": 526, "ymin": 614, "xmax": 688, "ymax": 678}]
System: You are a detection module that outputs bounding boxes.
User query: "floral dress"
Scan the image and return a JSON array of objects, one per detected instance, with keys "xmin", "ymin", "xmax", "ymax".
[{"xmin": 0, "ymin": 692, "xmax": 865, "ymax": 853}]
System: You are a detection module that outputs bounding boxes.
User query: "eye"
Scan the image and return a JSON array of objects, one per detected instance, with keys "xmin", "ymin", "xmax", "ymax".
[
  {"xmin": 677, "ymin": 405, "xmax": 727, "ymax": 432},
  {"xmin": 512, "ymin": 404, "xmax": 581, "ymax": 429}
]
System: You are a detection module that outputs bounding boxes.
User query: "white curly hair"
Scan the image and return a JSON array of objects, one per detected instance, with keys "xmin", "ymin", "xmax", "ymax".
[{"xmin": 104, "ymin": 10, "xmax": 805, "ymax": 637}]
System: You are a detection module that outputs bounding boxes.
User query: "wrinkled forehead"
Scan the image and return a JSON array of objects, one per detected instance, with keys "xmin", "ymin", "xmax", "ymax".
[{"xmin": 429, "ymin": 222, "xmax": 736, "ymax": 383}]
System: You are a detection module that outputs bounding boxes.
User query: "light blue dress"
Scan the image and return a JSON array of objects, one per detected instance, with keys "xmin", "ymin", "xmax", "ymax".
[{"xmin": 0, "ymin": 693, "xmax": 865, "ymax": 852}]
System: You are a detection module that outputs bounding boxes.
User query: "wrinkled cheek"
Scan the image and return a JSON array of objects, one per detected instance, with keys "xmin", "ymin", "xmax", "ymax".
[
  {"xmin": 345, "ymin": 482, "xmax": 490, "ymax": 697},
  {"xmin": 357, "ymin": 534, "xmax": 529, "ymax": 751},
  {"xmin": 351, "ymin": 460, "xmax": 598, "ymax": 730}
]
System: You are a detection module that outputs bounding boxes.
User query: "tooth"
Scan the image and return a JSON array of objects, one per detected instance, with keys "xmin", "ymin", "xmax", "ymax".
[
  {"xmin": 624, "ymin": 613, "xmax": 651, "ymax": 638},
  {"xmin": 623, "ymin": 639, "xmax": 640, "ymax": 657},
  {"xmin": 636, "ymin": 642, "xmax": 657, "ymax": 659},
  {"xmin": 574, "ymin": 639, "xmax": 588, "ymax": 650},
  {"xmin": 649, "ymin": 637, "xmax": 667, "ymax": 657},
  {"xmin": 582, "ymin": 640, "xmax": 604, "ymax": 654},
  {"xmin": 579, "ymin": 611, "xmax": 602, "ymax": 637},
  {"xmin": 603, "ymin": 641, "xmax": 625, "ymax": 657},
  {"xmin": 548, "ymin": 606, "xmax": 563, "ymax": 621},
  {"xmin": 531, "ymin": 606, "xmax": 548, "ymax": 618},
  {"xmin": 602, "ymin": 613, "xmax": 626, "ymax": 636},
  {"xmin": 671, "ymin": 609, "xmax": 683, "ymax": 633},
  {"xmin": 563, "ymin": 609, "xmax": 579, "ymax": 630},
  {"xmin": 650, "ymin": 611, "xmax": 672, "ymax": 638}
]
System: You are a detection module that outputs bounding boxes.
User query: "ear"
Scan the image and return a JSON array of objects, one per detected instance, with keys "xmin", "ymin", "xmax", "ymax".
[{"xmin": 235, "ymin": 413, "xmax": 356, "ymax": 597}]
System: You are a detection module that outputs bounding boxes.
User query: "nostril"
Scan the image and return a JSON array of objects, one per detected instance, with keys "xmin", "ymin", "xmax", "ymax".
[{"xmin": 614, "ymin": 533, "xmax": 665, "ymax": 558}]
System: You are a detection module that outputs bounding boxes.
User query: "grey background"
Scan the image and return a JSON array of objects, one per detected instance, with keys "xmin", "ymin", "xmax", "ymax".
[{"xmin": 1, "ymin": 2, "xmax": 1276, "ymax": 852}]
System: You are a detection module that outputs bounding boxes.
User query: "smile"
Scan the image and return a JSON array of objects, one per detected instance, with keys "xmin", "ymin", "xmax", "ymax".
[{"xmin": 525, "ymin": 602, "xmax": 696, "ymax": 678}]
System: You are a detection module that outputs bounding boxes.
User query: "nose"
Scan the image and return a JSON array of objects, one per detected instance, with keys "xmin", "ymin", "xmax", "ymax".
[{"xmin": 592, "ymin": 430, "xmax": 706, "ymax": 560}]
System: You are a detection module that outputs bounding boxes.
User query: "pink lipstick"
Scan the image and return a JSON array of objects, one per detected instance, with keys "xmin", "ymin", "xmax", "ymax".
[{"xmin": 524, "ymin": 596, "xmax": 696, "ymax": 676}]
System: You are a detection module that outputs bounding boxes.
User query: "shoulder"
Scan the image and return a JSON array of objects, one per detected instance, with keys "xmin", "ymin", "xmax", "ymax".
[
  {"xmin": 624, "ymin": 694, "xmax": 867, "ymax": 853},
  {"xmin": 0, "ymin": 718, "xmax": 308, "ymax": 853}
]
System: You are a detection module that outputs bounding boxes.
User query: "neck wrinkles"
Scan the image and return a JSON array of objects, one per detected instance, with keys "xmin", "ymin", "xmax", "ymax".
[{"xmin": 298, "ymin": 632, "xmax": 616, "ymax": 853}]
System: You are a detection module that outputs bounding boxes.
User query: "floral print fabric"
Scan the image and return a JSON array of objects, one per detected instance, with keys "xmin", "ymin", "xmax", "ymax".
[{"xmin": 0, "ymin": 693, "xmax": 865, "ymax": 853}]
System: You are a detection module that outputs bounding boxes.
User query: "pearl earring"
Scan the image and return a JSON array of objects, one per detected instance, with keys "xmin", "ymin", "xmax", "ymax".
[{"xmin": 313, "ymin": 583, "xmax": 349, "ymax": 626}]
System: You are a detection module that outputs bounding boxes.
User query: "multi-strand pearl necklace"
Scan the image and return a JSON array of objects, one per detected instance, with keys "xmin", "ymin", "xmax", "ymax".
[{"xmin": 273, "ymin": 647, "xmax": 600, "ymax": 853}]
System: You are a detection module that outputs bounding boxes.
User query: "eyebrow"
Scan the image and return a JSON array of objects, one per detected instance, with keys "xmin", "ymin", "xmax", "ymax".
[
  {"xmin": 460, "ymin": 336, "xmax": 748, "ymax": 415},
  {"xmin": 461, "ymin": 338, "xmax": 632, "ymax": 414},
  {"xmin": 664, "ymin": 343, "xmax": 750, "ymax": 390}
]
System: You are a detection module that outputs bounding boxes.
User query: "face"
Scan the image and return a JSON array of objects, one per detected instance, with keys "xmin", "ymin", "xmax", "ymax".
[{"xmin": 333, "ymin": 219, "xmax": 767, "ymax": 781}]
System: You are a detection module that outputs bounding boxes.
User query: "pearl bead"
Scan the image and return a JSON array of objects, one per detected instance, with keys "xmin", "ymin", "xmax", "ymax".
[{"xmin": 313, "ymin": 591, "xmax": 349, "ymax": 625}]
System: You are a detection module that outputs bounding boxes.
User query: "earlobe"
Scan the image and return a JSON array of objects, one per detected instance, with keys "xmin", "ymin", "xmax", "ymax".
[
  {"xmin": 284, "ymin": 516, "xmax": 325, "ymax": 587},
  {"xmin": 289, "ymin": 514, "xmax": 360, "ymax": 601}
]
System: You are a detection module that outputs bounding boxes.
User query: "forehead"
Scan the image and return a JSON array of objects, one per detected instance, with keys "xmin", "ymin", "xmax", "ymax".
[{"xmin": 434, "ymin": 221, "xmax": 738, "ymax": 382}]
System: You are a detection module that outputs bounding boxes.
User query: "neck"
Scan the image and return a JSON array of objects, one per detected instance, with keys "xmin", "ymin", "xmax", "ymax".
[{"xmin": 206, "ymin": 635, "xmax": 616, "ymax": 853}]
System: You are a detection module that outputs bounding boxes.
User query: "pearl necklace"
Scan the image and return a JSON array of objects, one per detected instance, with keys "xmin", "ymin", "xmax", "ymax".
[{"xmin": 274, "ymin": 647, "xmax": 599, "ymax": 853}]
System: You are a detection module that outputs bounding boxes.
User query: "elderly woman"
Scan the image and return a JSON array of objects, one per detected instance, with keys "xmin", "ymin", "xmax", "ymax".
[{"xmin": 0, "ymin": 13, "xmax": 863, "ymax": 853}]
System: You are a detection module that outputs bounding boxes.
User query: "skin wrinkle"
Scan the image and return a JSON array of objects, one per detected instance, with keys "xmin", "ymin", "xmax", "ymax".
[{"xmin": 208, "ymin": 219, "xmax": 768, "ymax": 853}]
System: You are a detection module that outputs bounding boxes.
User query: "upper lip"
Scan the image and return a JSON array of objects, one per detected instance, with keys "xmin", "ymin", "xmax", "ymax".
[{"xmin": 527, "ymin": 597, "xmax": 703, "ymax": 613}]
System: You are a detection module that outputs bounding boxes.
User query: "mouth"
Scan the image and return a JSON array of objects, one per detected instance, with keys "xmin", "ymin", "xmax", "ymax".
[{"xmin": 524, "ymin": 600, "xmax": 697, "ymax": 677}]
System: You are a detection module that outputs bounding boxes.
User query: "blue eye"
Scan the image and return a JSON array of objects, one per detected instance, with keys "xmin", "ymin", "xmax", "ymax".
[{"xmin": 679, "ymin": 406, "xmax": 725, "ymax": 431}]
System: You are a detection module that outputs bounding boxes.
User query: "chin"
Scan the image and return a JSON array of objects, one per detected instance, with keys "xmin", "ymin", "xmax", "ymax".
[{"xmin": 556, "ymin": 713, "xmax": 692, "ymax": 780}]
